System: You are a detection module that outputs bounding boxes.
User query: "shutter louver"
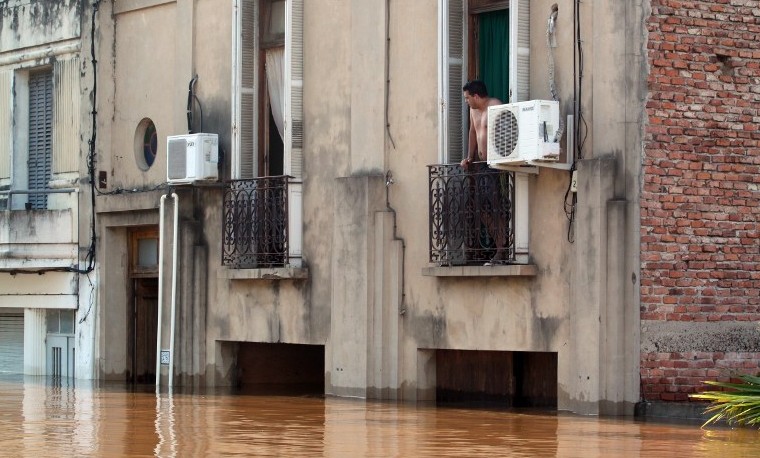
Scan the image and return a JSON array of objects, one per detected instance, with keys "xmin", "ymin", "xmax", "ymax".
[
  {"xmin": 53, "ymin": 58, "xmax": 80, "ymax": 174},
  {"xmin": 510, "ymin": 0, "xmax": 530, "ymax": 102},
  {"xmin": 28, "ymin": 70, "xmax": 53, "ymax": 209},
  {"xmin": 285, "ymin": 0, "xmax": 304, "ymax": 180},
  {"xmin": 239, "ymin": 0, "xmax": 258, "ymax": 179},
  {"xmin": 447, "ymin": 0, "xmax": 465, "ymax": 164}
]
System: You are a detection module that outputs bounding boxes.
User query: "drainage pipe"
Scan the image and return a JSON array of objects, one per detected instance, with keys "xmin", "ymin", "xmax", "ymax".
[
  {"xmin": 168, "ymin": 192, "xmax": 179, "ymax": 388},
  {"xmin": 156, "ymin": 194, "xmax": 168, "ymax": 389}
]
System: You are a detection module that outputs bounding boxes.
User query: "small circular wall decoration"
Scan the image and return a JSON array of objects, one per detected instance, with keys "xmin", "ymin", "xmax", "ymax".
[{"xmin": 134, "ymin": 118, "xmax": 158, "ymax": 171}]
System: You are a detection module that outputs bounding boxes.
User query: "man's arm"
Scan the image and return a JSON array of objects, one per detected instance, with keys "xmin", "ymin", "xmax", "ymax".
[{"xmin": 460, "ymin": 113, "xmax": 477, "ymax": 168}]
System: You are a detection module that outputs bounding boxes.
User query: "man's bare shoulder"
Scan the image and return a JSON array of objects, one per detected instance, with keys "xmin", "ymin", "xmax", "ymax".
[{"xmin": 487, "ymin": 97, "xmax": 503, "ymax": 107}]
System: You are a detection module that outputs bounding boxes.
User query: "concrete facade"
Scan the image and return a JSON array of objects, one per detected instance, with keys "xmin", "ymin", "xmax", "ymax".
[{"xmin": 81, "ymin": 0, "xmax": 648, "ymax": 416}]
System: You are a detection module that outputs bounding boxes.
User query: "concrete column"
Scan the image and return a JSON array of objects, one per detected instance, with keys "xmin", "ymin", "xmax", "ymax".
[
  {"xmin": 328, "ymin": 175, "xmax": 385, "ymax": 397},
  {"xmin": 563, "ymin": 155, "xmax": 615, "ymax": 414},
  {"xmin": 367, "ymin": 210, "xmax": 403, "ymax": 399},
  {"xmin": 75, "ymin": 273, "xmax": 97, "ymax": 379},
  {"xmin": 350, "ymin": 0, "xmax": 387, "ymax": 173},
  {"xmin": 192, "ymin": 244, "xmax": 207, "ymax": 388},
  {"xmin": 23, "ymin": 308, "xmax": 46, "ymax": 375}
]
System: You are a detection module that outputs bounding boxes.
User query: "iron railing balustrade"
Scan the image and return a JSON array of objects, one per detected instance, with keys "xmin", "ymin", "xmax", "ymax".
[
  {"xmin": 428, "ymin": 162, "xmax": 516, "ymax": 266},
  {"xmin": 223, "ymin": 176, "xmax": 289, "ymax": 268}
]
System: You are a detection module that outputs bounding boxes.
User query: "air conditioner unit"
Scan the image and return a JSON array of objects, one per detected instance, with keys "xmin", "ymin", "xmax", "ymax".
[
  {"xmin": 487, "ymin": 100, "xmax": 561, "ymax": 169},
  {"xmin": 166, "ymin": 133, "xmax": 219, "ymax": 184}
]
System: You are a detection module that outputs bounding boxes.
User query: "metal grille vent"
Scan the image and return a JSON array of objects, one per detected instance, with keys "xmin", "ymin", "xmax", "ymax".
[
  {"xmin": 491, "ymin": 109, "xmax": 519, "ymax": 158},
  {"xmin": 167, "ymin": 138, "xmax": 188, "ymax": 180}
]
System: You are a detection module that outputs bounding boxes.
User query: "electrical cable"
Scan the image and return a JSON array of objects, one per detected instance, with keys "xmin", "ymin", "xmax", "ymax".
[
  {"xmin": 563, "ymin": 0, "xmax": 585, "ymax": 243},
  {"xmin": 193, "ymin": 94, "xmax": 204, "ymax": 133},
  {"xmin": 547, "ymin": 7, "xmax": 564, "ymax": 142},
  {"xmin": 384, "ymin": 0, "xmax": 396, "ymax": 150},
  {"xmin": 65, "ymin": 0, "xmax": 102, "ymax": 275},
  {"xmin": 187, "ymin": 75, "xmax": 198, "ymax": 133}
]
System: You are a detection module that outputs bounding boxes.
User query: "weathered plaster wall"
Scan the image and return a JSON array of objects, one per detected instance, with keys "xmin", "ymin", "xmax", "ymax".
[
  {"xmin": 0, "ymin": 0, "xmax": 81, "ymax": 52},
  {"xmin": 0, "ymin": 0, "xmax": 100, "ymax": 380}
]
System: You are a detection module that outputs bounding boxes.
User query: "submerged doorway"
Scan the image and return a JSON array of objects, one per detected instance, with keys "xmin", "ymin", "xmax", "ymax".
[
  {"xmin": 128, "ymin": 228, "xmax": 159, "ymax": 384},
  {"xmin": 435, "ymin": 349, "xmax": 558, "ymax": 408},
  {"xmin": 237, "ymin": 342, "xmax": 325, "ymax": 395}
]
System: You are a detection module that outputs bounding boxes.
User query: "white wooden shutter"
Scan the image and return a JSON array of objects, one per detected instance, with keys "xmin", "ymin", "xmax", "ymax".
[
  {"xmin": 509, "ymin": 0, "xmax": 530, "ymax": 102},
  {"xmin": 0, "ymin": 71, "xmax": 12, "ymax": 181},
  {"xmin": 285, "ymin": 0, "xmax": 304, "ymax": 264},
  {"xmin": 438, "ymin": 0, "xmax": 465, "ymax": 164},
  {"xmin": 53, "ymin": 58, "xmax": 80, "ymax": 174},
  {"xmin": 284, "ymin": 0, "xmax": 303, "ymax": 180},
  {"xmin": 238, "ymin": 0, "xmax": 258, "ymax": 179}
]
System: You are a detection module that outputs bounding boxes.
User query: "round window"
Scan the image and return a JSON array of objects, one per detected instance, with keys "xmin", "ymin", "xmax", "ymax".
[{"xmin": 134, "ymin": 118, "xmax": 158, "ymax": 171}]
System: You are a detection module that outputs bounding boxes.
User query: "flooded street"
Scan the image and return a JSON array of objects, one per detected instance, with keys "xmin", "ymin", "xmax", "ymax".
[{"xmin": 0, "ymin": 376, "xmax": 758, "ymax": 457}]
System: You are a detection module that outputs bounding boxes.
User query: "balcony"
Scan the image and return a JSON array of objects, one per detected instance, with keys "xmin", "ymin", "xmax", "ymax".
[
  {"xmin": 428, "ymin": 162, "xmax": 516, "ymax": 267},
  {"xmin": 223, "ymin": 176, "xmax": 290, "ymax": 269},
  {"xmin": 0, "ymin": 188, "xmax": 79, "ymax": 271}
]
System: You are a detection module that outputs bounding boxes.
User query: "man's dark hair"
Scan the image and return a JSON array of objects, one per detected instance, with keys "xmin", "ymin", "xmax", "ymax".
[{"xmin": 463, "ymin": 80, "xmax": 488, "ymax": 97}]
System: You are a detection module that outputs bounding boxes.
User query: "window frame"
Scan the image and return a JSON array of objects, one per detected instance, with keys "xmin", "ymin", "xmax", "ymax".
[
  {"xmin": 438, "ymin": 0, "xmax": 530, "ymax": 264},
  {"xmin": 231, "ymin": 0, "xmax": 304, "ymax": 267}
]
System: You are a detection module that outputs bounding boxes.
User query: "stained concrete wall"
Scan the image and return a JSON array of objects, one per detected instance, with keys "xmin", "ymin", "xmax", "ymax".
[
  {"xmin": 93, "ymin": 0, "xmax": 646, "ymax": 415},
  {"xmin": 0, "ymin": 0, "xmax": 81, "ymax": 51},
  {"xmin": 0, "ymin": 0, "xmax": 98, "ymax": 379}
]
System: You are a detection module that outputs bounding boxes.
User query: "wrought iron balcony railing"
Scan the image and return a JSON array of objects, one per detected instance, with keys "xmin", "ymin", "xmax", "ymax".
[
  {"xmin": 428, "ymin": 162, "xmax": 516, "ymax": 266},
  {"xmin": 223, "ymin": 176, "xmax": 289, "ymax": 268}
]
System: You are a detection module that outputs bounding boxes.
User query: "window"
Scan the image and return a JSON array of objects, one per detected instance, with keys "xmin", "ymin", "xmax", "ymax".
[
  {"xmin": 233, "ymin": 0, "xmax": 304, "ymax": 267},
  {"xmin": 47, "ymin": 309, "xmax": 75, "ymax": 335},
  {"xmin": 0, "ymin": 59, "xmax": 80, "ymax": 211},
  {"xmin": 439, "ymin": 0, "xmax": 530, "ymax": 164},
  {"xmin": 130, "ymin": 228, "xmax": 160, "ymax": 278},
  {"xmin": 438, "ymin": 0, "xmax": 531, "ymax": 263},
  {"xmin": 135, "ymin": 118, "xmax": 158, "ymax": 171},
  {"xmin": 235, "ymin": 0, "xmax": 303, "ymax": 181}
]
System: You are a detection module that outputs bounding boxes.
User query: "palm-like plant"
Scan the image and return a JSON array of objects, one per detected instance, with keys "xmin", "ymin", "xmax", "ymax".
[{"xmin": 690, "ymin": 374, "xmax": 760, "ymax": 427}]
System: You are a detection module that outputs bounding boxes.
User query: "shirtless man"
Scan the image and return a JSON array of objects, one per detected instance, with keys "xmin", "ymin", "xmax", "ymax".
[
  {"xmin": 458, "ymin": 80, "xmax": 508, "ymax": 265},
  {"xmin": 459, "ymin": 80, "xmax": 502, "ymax": 169}
]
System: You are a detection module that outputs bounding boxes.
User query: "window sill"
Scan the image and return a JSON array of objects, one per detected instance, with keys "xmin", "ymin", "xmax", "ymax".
[
  {"xmin": 218, "ymin": 266, "xmax": 309, "ymax": 281},
  {"xmin": 421, "ymin": 264, "xmax": 537, "ymax": 277}
]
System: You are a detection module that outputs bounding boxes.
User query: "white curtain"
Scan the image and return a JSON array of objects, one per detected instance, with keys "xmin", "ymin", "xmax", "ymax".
[{"xmin": 266, "ymin": 48, "xmax": 285, "ymax": 140}]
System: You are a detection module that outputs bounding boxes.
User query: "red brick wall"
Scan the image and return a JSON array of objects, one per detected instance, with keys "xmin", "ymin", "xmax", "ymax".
[{"xmin": 642, "ymin": 0, "xmax": 760, "ymax": 401}]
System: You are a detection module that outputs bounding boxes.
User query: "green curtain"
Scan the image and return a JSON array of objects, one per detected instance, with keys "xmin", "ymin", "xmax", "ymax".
[{"xmin": 478, "ymin": 10, "xmax": 509, "ymax": 103}]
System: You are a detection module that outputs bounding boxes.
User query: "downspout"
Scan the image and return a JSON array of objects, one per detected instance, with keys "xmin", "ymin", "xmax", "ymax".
[
  {"xmin": 155, "ymin": 194, "xmax": 168, "ymax": 389},
  {"xmin": 168, "ymin": 192, "xmax": 179, "ymax": 387},
  {"xmin": 155, "ymin": 191, "xmax": 179, "ymax": 389}
]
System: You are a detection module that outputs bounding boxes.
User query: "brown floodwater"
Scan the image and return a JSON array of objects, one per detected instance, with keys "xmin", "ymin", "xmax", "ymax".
[{"xmin": 0, "ymin": 375, "xmax": 758, "ymax": 457}]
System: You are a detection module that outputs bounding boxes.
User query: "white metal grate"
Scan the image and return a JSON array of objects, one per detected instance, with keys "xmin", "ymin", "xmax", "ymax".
[{"xmin": 489, "ymin": 108, "xmax": 519, "ymax": 158}]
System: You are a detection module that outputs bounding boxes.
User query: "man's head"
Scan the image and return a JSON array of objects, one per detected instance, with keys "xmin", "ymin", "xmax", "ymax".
[{"xmin": 463, "ymin": 80, "xmax": 489, "ymax": 109}]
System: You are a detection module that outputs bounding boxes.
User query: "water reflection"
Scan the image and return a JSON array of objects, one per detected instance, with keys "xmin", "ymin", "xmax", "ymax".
[{"xmin": 0, "ymin": 375, "xmax": 758, "ymax": 456}]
